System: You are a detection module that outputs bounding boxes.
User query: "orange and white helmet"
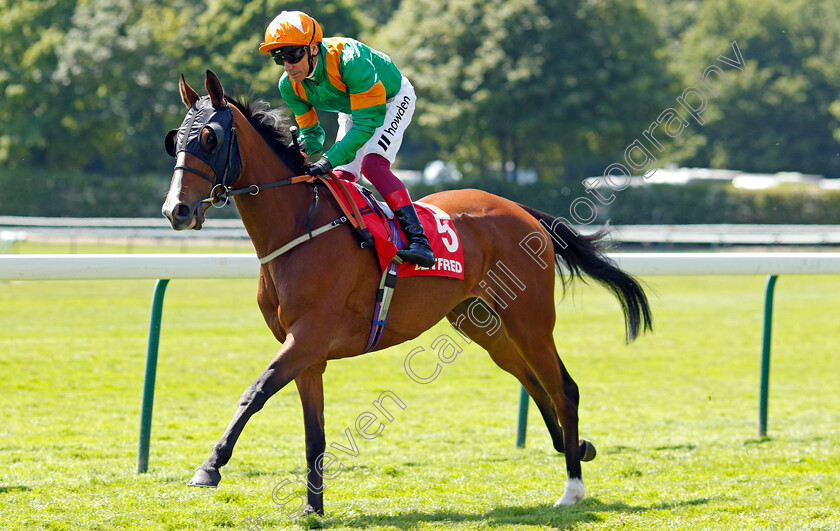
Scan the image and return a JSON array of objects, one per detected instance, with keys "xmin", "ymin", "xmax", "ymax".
[{"xmin": 259, "ymin": 11, "xmax": 323, "ymax": 54}]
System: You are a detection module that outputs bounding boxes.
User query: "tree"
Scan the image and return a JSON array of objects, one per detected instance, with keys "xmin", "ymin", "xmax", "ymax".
[
  {"xmin": 665, "ymin": 0, "xmax": 840, "ymax": 178},
  {"xmin": 372, "ymin": 0, "xmax": 674, "ymax": 182},
  {"xmin": 355, "ymin": 0, "xmax": 403, "ymax": 32},
  {"xmin": 54, "ymin": 0, "xmax": 201, "ymax": 172},
  {"xmin": 0, "ymin": 0, "xmax": 76, "ymax": 169},
  {"xmin": 0, "ymin": 0, "xmax": 364, "ymax": 174},
  {"xmin": 0, "ymin": 0, "xmax": 200, "ymax": 172},
  {"xmin": 188, "ymin": 0, "xmax": 365, "ymax": 97}
]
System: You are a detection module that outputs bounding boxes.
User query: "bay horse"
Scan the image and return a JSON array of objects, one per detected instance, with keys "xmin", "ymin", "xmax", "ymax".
[{"xmin": 162, "ymin": 70, "xmax": 652, "ymax": 515}]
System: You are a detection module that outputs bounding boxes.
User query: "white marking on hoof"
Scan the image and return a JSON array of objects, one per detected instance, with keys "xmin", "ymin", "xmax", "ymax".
[{"xmin": 555, "ymin": 477, "xmax": 585, "ymax": 506}]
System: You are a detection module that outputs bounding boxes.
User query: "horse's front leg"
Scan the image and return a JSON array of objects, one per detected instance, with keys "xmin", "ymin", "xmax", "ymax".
[
  {"xmin": 188, "ymin": 333, "xmax": 326, "ymax": 487},
  {"xmin": 294, "ymin": 362, "xmax": 327, "ymax": 515}
]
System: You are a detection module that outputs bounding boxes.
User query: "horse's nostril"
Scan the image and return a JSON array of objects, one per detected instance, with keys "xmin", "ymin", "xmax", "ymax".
[{"xmin": 174, "ymin": 203, "xmax": 192, "ymax": 220}]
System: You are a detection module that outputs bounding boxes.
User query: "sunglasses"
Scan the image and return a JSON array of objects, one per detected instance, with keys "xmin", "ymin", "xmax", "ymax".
[{"xmin": 270, "ymin": 46, "xmax": 308, "ymax": 65}]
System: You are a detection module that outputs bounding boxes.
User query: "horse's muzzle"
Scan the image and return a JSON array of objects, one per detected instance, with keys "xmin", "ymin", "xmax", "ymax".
[{"xmin": 162, "ymin": 201, "xmax": 203, "ymax": 230}]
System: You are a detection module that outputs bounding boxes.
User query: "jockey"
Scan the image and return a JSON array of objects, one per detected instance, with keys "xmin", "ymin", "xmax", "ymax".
[{"xmin": 259, "ymin": 10, "xmax": 436, "ymax": 268}]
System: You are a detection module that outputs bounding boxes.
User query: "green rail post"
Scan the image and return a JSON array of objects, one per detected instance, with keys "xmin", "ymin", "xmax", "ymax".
[
  {"xmin": 758, "ymin": 275, "xmax": 778, "ymax": 438},
  {"xmin": 516, "ymin": 385, "xmax": 529, "ymax": 448},
  {"xmin": 137, "ymin": 279, "xmax": 170, "ymax": 473}
]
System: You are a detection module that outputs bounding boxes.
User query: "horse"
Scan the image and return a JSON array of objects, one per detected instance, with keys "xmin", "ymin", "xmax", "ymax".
[{"xmin": 161, "ymin": 70, "xmax": 652, "ymax": 515}]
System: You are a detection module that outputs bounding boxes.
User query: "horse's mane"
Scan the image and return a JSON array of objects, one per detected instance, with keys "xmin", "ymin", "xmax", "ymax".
[{"xmin": 227, "ymin": 94, "xmax": 306, "ymax": 173}]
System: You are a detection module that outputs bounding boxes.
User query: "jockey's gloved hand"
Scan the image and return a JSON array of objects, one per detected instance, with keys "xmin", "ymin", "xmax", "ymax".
[{"xmin": 303, "ymin": 156, "xmax": 332, "ymax": 177}]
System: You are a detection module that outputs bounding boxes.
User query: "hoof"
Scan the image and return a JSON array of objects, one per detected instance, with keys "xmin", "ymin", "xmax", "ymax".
[
  {"xmin": 580, "ymin": 439, "xmax": 597, "ymax": 462},
  {"xmin": 187, "ymin": 467, "xmax": 221, "ymax": 488},
  {"xmin": 555, "ymin": 477, "xmax": 585, "ymax": 506}
]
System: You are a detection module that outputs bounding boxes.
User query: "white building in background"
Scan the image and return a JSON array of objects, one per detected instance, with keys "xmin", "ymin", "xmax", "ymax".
[
  {"xmin": 422, "ymin": 160, "xmax": 463, "ymax": 184},
  {"xmin": 588, "ymin": 163, "xmax": 831, "ymax": 190}
]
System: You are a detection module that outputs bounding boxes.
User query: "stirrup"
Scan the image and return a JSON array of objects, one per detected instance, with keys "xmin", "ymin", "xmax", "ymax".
[{"xmin": 397, "ymin": 243, "xmax": 435, "ymax": 267}]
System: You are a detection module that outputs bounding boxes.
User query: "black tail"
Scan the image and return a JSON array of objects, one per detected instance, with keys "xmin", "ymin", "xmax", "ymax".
[{"xmin": 518, "ymin": 204, "xmax": 653, "ymax": 342}]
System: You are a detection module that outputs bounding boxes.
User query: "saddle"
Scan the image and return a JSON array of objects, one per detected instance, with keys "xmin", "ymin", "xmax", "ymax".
[
  {"xmin": 318, "ymin": 175, "xmax": 464, "ymax": 280},
  {"xmin": 316, "ymin": 174, "xmax": 464, "ymax": 353}
]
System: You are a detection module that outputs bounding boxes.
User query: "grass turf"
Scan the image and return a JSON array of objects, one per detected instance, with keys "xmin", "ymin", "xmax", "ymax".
[{"xmin": 1, "ymin": 246, "xmax": 838, "ymax": 529}]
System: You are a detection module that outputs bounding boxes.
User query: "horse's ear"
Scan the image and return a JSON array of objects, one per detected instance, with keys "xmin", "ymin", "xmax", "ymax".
[
  {"xmin": 205, "ymin": 70, "xmax": 226, "ymax": 107},
  {"xmin": 179, "ymin": 73, "xmax": 199, "ymax": 108}
]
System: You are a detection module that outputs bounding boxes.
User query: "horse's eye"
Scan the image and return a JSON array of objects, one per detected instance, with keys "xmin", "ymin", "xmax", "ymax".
[{"xmin": 202, "ymin": 127, "xmax": 217, "ymax": 150}]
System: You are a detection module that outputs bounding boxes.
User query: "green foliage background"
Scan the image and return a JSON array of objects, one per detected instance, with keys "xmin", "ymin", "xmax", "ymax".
[{"xmin": 1, "ymin": 0, "xmax": 839, "ymax": 217}]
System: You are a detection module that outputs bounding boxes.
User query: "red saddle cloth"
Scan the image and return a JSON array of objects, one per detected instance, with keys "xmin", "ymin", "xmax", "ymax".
[{"xmin": 332, "ymin": 183, "xmax": 465, "ymax": 280}]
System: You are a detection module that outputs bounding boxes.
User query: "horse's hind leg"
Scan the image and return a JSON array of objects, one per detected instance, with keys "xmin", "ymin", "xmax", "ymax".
[
  {"xmin": 447, "ymin": 301, "xmax": 593, "ymax": 506},
  {"xmin": 506, "ymin": 321, "xmax": 588, "ymax": 505},
  {"xmin": 447, "ymin": 302, "xmax": 594, "ymax": 460}
]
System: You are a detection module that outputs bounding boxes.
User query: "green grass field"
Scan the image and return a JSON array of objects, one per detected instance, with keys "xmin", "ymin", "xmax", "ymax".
[{"xmin": 1, "ymin": 243, "xmax": 839, "ymax": 530}]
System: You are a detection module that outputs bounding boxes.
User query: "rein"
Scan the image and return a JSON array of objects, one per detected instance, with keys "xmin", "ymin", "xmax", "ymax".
[
  {"xmin": 169, "ymin": 96, "xmax": 372, "ymax": 264},
  {"xmin": 200, "ymin": 172, "xmax": 375, "ymax": 265},
  {"xmin": 201, "ymin": 173, "xmax": 315, "ymax": 208}
]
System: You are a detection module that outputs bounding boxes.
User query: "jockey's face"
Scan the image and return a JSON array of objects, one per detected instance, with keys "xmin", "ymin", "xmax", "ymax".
[{"xmin": 283, "ymin": 44, "xmax": 318, "ymax": 83}]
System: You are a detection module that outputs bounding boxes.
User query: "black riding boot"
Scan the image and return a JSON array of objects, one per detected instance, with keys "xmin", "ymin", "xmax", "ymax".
[{"xmin": 393, "ymin": 204, "xmax": 436, "ymax": 267}]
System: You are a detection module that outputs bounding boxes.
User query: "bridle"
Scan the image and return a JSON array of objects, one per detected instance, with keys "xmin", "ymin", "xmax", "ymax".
[
  {"xmin": 165, "ymin": 97, "xmax": 242, "ymax": 206},
  {"xmin": 164, "ymin": 95, "xmax": 361, "ymax": 265},
  {"xmin": 165, "ymin": 96, "xmax": 309, "ymax": 208}
]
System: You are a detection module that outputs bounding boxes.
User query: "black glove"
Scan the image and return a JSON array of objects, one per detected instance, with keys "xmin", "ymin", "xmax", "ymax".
[{"xmin": 302, "ymin": 156, "xmax": 332, "ymax": 177}]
